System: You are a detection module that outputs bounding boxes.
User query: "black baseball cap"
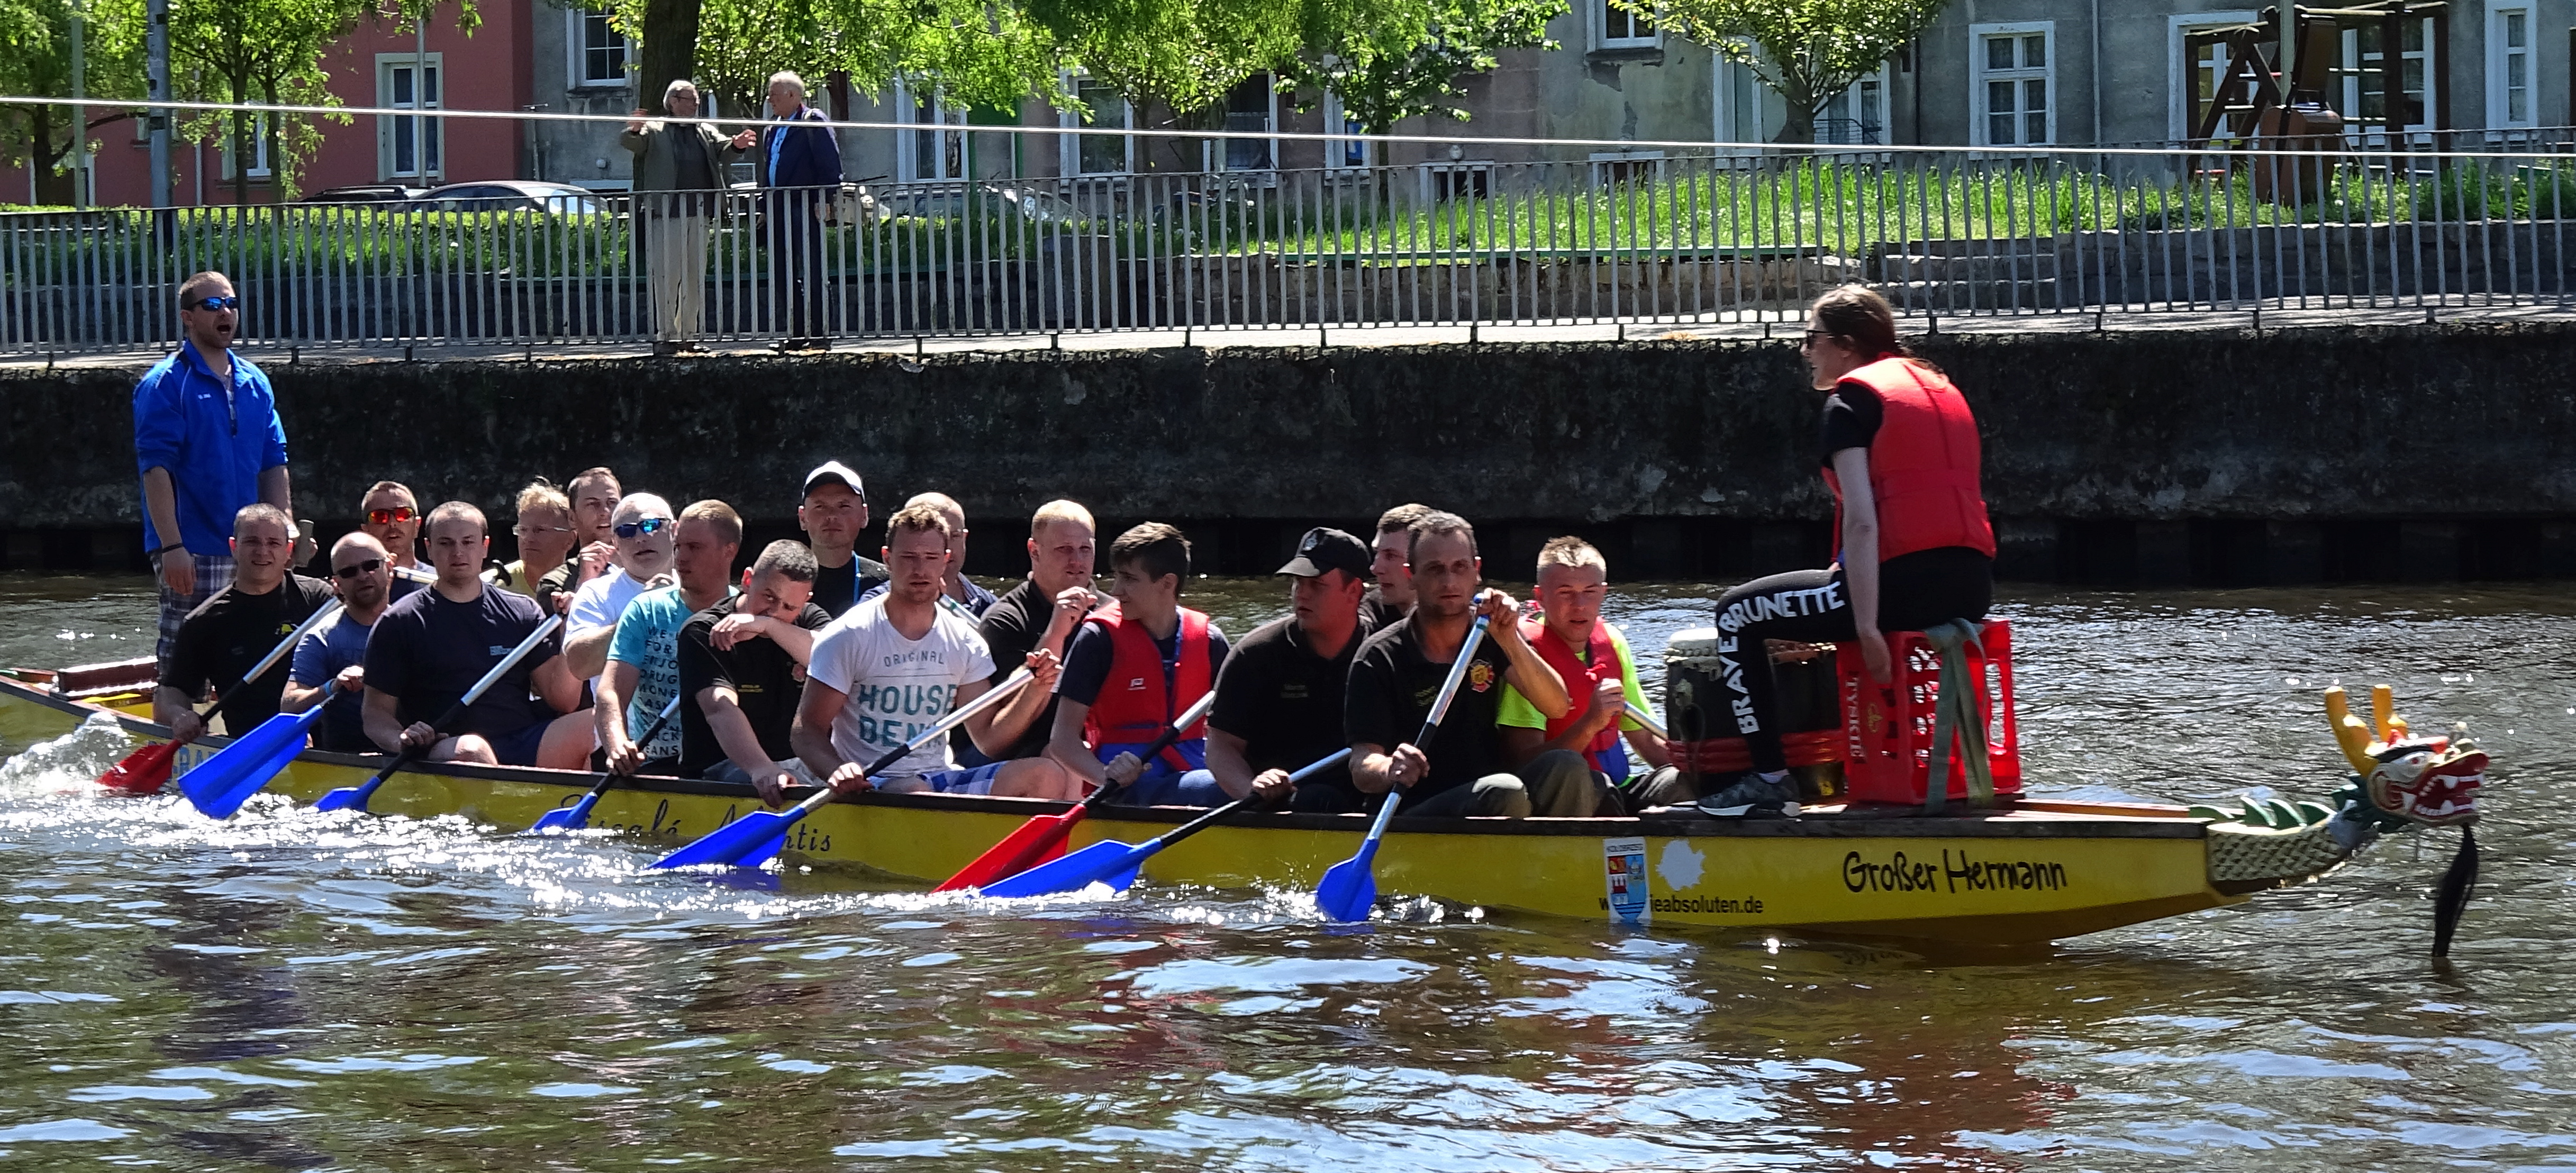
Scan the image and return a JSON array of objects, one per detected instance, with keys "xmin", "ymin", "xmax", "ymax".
[{"xmin": 1276, "ymin": 527, "xmax": 1370, "ymax": 580}]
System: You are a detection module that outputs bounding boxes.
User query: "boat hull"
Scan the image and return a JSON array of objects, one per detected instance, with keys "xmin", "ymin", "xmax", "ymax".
[{"xmin": 0, "ymin": 676, "xmax": 2252, "ymax": 945}]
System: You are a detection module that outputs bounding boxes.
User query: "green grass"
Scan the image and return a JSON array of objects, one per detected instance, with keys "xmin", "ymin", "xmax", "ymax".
[{"xmin": 8, "ymin": 157, "xmax": 2575, "ymax": 284}]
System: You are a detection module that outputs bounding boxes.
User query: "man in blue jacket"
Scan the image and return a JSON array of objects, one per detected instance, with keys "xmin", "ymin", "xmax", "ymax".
[
  {"xmin": 133, "ymin": 271, "xmax": 301, "ymax": 672},
  {"xmin": 759, "ymin": 70, "xmax": 843, "ymax": 353}
]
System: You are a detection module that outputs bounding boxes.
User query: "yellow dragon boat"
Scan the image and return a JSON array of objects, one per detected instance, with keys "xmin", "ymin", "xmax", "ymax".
[{"xmin": 0, "ymin": 657, "xmax": 2484, "ymax": 949}]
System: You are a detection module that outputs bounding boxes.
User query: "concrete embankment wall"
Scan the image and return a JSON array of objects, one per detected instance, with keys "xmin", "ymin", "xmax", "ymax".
[{"xmin": 6, "ymin": 321, "xmax": 2574, "ymax": 584}]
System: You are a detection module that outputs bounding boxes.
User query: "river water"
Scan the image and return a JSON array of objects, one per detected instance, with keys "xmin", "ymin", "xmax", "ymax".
[{"xmin": 0, "ymin": 571, "xmax": 2570, "ymax": 1171}]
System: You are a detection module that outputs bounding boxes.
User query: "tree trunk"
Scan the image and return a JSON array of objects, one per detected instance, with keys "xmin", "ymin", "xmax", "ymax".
[
  {"xmin": 30, "ymin": 106, "xmax": 74, "ymax": 206},
  {"xmin": 1773, "ymin": 71, "xmax": 1819, "ymax": 145},
  {"xmin": 638, "ymin": 0, "xmax": 703, "ymax": 116}
]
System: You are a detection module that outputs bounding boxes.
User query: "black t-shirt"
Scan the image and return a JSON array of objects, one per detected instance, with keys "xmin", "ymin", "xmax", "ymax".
[
  {"xmin": 1820, "ymin": 377, "xmax": 1884, "ymax": 462},
  {"xmin": 1357, "ymin": 589, "xmax": 1408, "ymax": 636},
  {"xmin": 977, "ymin": 579, "xmax": 1066, "ymax": 761},
  {"xmin": 677, "ymin": 594, "xmax": 834, "ymax": 778},
  {"xmin": 1345, "ymin": 614, "xmax": 1514, "ymax": 807},
  {"xmin": 363, "ymin": 585, "xmax": 562, "ymax": 740},
  {"xmin": 1211, "ymin": 616, "xmax": 1362, "ymax": 795},
  {"xmin": 162, "ymin": 574, "xmax": 334, "ymax": 730},
  {"xmin": 1058, "ymin": 613, "xmax": 1231, "ymax": 708},
  {"xmin": 810, "ymin": 554, "xmax": 890, "ymax": 619}
]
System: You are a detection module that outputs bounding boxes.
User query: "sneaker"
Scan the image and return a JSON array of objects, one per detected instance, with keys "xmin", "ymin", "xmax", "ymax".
[
  {"xmin": 651, "ymin": 340, "xmax": 679, "ymax": 358},
  {"xmin": 1697, "ymin": 772, "xmax": 1799, "ymax": 817}
]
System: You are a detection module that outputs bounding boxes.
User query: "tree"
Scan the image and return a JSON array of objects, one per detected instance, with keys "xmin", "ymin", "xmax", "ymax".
[
  {"xmin": 0, "ymin": 0, "xmax": 145, "ymax": 206},
  {"xmin": 1621, "ymin": 0, "xmax": 1946, "ymax": 144},
  {"xmin": 1279, "ymin": 0, "xmax": 1561, "ymax": 162}
]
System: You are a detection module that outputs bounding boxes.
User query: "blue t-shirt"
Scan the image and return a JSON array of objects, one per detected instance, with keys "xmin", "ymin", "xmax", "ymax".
[
  {"xmin": 131, "ymin": 342, "xmax": 288, "ymax": 556},
  {"xmin": 604, "ymin": 586, "xmax": 703, "ymax": 761},
  {"xmin": 288, "ymin": 610, "xmax": 375, "ymax": 752}
]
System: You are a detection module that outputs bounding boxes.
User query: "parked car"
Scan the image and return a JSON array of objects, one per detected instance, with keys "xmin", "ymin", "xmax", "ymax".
[
  {"xmin": 300, "ymin": 184, "xmax": 426, "ymax": 205},
  {"xmin": 415, "ymin": 181, "xmax": 612, "ymax": 215}
]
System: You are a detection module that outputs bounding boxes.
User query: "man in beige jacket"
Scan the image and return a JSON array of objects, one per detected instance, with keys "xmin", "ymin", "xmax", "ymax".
[{"xmin": 622, "ymin": 79, "xmax": 752, "ymax": 356}]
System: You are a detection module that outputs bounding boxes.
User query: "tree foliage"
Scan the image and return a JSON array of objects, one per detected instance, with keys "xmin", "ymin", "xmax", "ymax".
[
  {"xmin": 1622, "ymin": 0, "xmax": 1946, "ymax": 143},
  {"xmin": 0, "ymin": 0, "xmax": 146, "ymax": 205},
  {"xmin": 1280, "ymin": 0, "xmax": 1561, "ymax": 154}
]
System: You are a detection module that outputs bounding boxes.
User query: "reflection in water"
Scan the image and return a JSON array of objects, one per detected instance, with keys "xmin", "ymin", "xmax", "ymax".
[{"xmin": 0, "ymin": 572, "xmax": 2570, "ymax": 1169}]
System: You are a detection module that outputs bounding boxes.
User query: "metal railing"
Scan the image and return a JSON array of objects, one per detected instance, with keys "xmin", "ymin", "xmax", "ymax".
[{"xmin": 10, "ymin": 121, "xmax": 2576, "ymax": 356}]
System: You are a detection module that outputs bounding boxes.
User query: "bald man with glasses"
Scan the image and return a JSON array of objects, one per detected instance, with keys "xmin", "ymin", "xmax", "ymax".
[{"xmin": 284, "ymin": 532, "xmax": 398, "ymax": 752}]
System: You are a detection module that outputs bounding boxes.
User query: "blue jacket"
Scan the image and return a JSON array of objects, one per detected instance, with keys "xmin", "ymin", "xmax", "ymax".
[
  {"xmin": 761, "ymin": 106, "xmax": 843, "ymax": 193},
  {"xmin": 132, "ymin": 340, "xmax": 288, "ymax": 556}
]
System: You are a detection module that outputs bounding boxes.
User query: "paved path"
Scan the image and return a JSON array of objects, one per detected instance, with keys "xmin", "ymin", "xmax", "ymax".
[{"xmin": 10, "ymin": 302, "xmax": 2575, "ymax": 370}]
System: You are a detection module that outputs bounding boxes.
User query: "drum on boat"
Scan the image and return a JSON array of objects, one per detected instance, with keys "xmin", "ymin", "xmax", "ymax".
[{"xmin": 1662, "ymin": 628, "xmax": 1845, "ymax": 801}]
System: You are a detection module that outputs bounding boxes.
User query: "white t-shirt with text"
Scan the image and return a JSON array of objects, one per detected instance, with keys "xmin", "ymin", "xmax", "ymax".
[{"xmin": 807, "ymin": 595, "xmax": 996, "ymax": 781}]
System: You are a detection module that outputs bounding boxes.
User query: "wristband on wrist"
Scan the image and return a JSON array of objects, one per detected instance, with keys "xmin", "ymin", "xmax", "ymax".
[{"xmin": 150, "ymin": 542, "xmax": 187, "ymax": 559}]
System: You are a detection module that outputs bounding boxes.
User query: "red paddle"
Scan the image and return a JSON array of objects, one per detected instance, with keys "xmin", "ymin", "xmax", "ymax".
[
  {"xmin": 930, "ymin": 692, "xmax": 1217, "ymax": 892},
  {"xmin": 95, "ymin": 599, "xmax": 346, "ymax": 796}
]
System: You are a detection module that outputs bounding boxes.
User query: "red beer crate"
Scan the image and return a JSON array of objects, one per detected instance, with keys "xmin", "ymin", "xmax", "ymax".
[{"xmin": 1836, "ymin": 619, "xmax": 2021, "ymax": 805}]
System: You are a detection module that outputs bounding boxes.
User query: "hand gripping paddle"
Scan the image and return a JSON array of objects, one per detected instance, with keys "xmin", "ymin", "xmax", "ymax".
[
  {"xmin": 1314, "ymin": 614, "xmax": 1490, "ymax": 923},
  {"xmin": 313, "ymin": 616, "xmax": 564, "ymax": 814},
  {"xmin": 931, "ymin": 690, "xmax": 1217, "ymax": 892},
  {"xmin": 648, "ymin": 669, "xmax": 1036, "ymax": 870},
  {"xmin": 529, "ymin": 691, "xmax": 687, "ymax": 833},
  {"xmin": 97, "ymin": 599, "xmax": 344, "ymax": 796}
]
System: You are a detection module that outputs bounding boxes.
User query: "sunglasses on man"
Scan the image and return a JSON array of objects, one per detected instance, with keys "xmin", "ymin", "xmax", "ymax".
[
  {"xmin": 367, "ymin": 506, "xmax": 418, "ymax": 525},
  {"xmin": 191, "ymin": 296, "xmax": 241, "ymax": 312},
  {"xmin": 613, "ymin": 518, "xmax": 671, "ymax": 539},
  {"xmin": 332, "ymin": 558, "xmax": 384, "ymax": 580}
]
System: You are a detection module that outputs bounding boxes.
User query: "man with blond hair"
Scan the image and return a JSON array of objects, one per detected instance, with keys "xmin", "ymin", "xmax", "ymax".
[
  {"xmin": 795, "ymin": 504, "xmax": 1075, "ymax": 797},
  {"xmin": 974, "ymin": 499, "xmax": 1100, "ymax": 763},
  {"xmin": 502, "ymin": 480, "xmax": 575, "ymax": 606},
  {"xmin": 1499, "ymin": 536, "xmax": 1685, "ymax": 812},
  {"xmin": 600, "ymin": 500, "xmax": 742, "ymax": 773},
  {"xmin": 858, "ymin": 491, "xmax": 997, "ymax": 617}
]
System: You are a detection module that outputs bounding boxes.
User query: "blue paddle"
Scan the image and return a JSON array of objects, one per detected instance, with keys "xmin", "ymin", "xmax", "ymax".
[
  {"xmin": 99, "ymin": 598, "xmax": 345, "ymax": 796},
  {"xmin": 175, "ymin": 679, "xmax": 341, "ymax": 819},
  {"xmin": 649, "ymin": 668, "xmax": 1035, "ymax": 870},
  {"xmin": 979, "ymin": 748, "xmax": 1353, "ymax": 899},
  {"xmin": 529, "ymin": 692, "xmax": 687, "ymax": 833},
  {"xmin": 313, "ymin": 616, "xmax": 565, "ymax": 814},
  {"xmin": 1314, "ymin": 614, "xmax": 1490, "ymax": 923}
]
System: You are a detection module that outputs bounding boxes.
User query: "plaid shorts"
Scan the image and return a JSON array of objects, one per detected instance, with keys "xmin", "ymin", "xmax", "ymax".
[{"xmin": 156, "ymin": 552, "xmax": 235, "ymax": 676}]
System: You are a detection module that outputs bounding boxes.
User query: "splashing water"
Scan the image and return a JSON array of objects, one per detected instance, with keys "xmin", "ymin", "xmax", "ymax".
[{"xmin": 0, "ymin": 710, "xmax": 137, "ymax": 796}]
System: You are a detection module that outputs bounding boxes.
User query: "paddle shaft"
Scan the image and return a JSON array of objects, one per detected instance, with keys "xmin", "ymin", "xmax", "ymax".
[
  {"xmin": 353, "ymin": 615, "xmax": 565, "ymax": 790},
  {"xmin": 1357, "ymin": 616, "xmax": 1493, "ymax": 839},
  {"xmin": 788, "ymin": 668, "xmax": 1039, "ymax": 814},
  {"xmin": 563, "ymin": 692, "xmax": 687, "ymax": 807},
  {"xmin": 186, "ymin": 598, "xmax": 344, "ymax": 732},
  {"xmin": 1145, "ymin": 747, "xmax": 1354, "ymax": 851}
]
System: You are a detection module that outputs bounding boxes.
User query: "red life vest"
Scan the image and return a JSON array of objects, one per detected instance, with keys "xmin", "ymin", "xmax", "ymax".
[
  {"xmin": 1521, "ymin": 614, "xmax": 1631, "ymax": 776},
  {"xmin": 1081, "ymin": 603, "xmax": 1213, "ymax": 770},
  {"xmin": 1823, "ymin": 357, "xmax": 1997, "ymax": 561}
]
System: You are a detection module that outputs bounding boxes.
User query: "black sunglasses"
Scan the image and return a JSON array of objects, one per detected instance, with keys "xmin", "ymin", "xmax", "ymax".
[
  {"xmin": 191, "ymin": 296, "xmax": 241, "ymax": 312},
  {"xmin": 332, "ymin": 558, "xmax": 384, "ymax": 580}
]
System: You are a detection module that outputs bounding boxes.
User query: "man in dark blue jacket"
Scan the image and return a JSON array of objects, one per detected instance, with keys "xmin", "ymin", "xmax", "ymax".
[
  {"xmin": 759, "ymin": 70, "xmax": 843, "ymax": 353},
  {"xmin": 133, "ymin": 271, "xmax": 302, "ymax": 672}
]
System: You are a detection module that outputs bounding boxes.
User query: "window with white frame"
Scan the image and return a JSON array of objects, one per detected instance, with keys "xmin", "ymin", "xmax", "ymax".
[
  {"xmin": 1421, "ymin": 161, "xmax": 1491, "ymax": 201},
  {"xmin": 2489, "ymin": 5, "xmax": 2533, "ymax": 129},
  {"xmin": 1322, "ymin": 92, "xmax": 1368, "ymax": 168},
  {"xmin": 1819, "ymin": 68, "xmax": 1886, "ymax": 145},
  {"xmin": 1217, "ymin": 74, "xmax": 1278, "ymax": 170},
  {"xmin": 2169, "ymin": 11, "xmax": 2258, "ymax": 142},
  {"xmin": 1712, "ymin": 48, "xmax": 1768, "ymax": 146},
  {"xmin": 897, "ymin": 78, "xmax": 968, "ymax": 181},
  {"xmin": 376, "ymin": 55, "xmax": 443, "ymax": 180},
  {"xmin": 1595, "ymin": 0, "xmax": 1656, "ymax": 50},
  {"xmin": 571, "ymin": 10, "xmax": 629, "ymax": 88},
  {"xmin": 1058, "ymin": 74, "xmax": 1133, "ymax": 176},
  {"xmin": 2341, "ymin": 18, "xmax": 2438, "ymax": 134},
  {"xmin": 1972, "ymin": 23, "xmax": 2053, "ymax": 147},
  {"xmin": 220, "ymin": 116, "xmax": 273, "ymax": 180}
]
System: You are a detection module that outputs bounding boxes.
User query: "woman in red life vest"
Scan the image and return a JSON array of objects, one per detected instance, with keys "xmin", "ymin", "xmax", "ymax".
[{"xmin": 1702, "ymin": 286, "xmax": 1996, "ymax": 812}]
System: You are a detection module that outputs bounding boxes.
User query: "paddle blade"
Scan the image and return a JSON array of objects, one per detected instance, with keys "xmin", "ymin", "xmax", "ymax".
[
  {"xmin": 179, "ymin": 707, "xmax": 328, "ymax": 819},
  {"xmin": 311, "ymin": 775, "xmax": 386, "ymax": 813},
  {"xmin": 932, "ymin": 807, "xmax": 1084, "ymax": 893},
  {"xmin": 1313, "ymin": 843, "xmax": 1382, "ymax": 923},
  {"xmin": 978, "ymin": 839, "xmax": 1149, "ymax": 899},
  {"xmin": 649, "ymin": 810, "xmax": 798, "ymax": 870},
  {"xmin": 530, "ymin": 794, "xmax": 600, "ymax": 834},
  {"xmin": 96, "ymin": 741, "xmax": 180, "ymax": 796}
]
